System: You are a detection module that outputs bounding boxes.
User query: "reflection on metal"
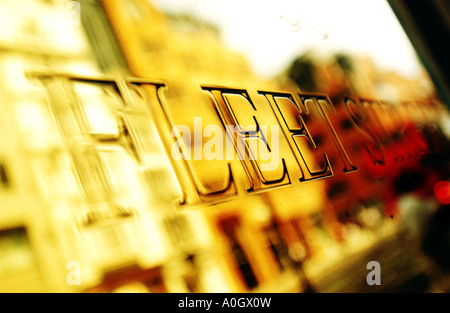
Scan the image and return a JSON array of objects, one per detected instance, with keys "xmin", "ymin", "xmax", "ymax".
[{"xmin": 0, "ymin": 0, "xmax": 448, "ymax": 293}]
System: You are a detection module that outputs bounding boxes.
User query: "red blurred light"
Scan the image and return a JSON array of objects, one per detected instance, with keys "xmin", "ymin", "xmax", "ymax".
[{"xmin": 434, "ymin": 181, "xmax": 450, "ymax": 204}]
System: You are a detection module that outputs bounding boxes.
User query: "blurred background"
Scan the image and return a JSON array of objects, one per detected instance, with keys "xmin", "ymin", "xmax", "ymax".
[{"xmin": 0, "ymin": 0, "xmax": 449, "ymax": 292}]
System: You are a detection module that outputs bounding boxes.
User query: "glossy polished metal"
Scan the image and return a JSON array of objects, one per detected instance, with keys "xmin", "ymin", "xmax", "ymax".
[{"xmin": 0, "ymin": 0, "xmax": 448, "ymax": 293}]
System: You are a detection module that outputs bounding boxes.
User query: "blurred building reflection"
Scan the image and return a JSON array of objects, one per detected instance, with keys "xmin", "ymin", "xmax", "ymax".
[{"xmin": 0, "ymin": 0, "xmax": 448, "ymax": 293}]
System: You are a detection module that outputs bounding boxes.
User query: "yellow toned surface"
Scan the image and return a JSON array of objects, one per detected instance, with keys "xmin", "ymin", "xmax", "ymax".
[{"xmin": 0, "ymin": 0, "xmax": 448, "ymax": 293}]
